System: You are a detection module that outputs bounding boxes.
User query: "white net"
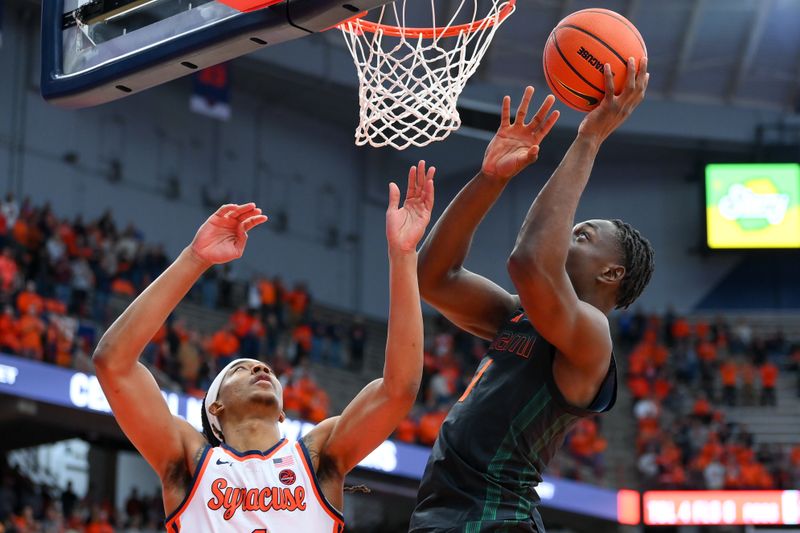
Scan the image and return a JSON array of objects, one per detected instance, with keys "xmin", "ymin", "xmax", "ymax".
[{"xmin": 339, "ymin": 0, "xmax": 516, "ymax": 150}]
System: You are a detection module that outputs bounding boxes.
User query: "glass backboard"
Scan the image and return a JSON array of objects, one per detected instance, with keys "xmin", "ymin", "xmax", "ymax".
[{"xmin": 41, "ymin": 0, "xmax": 391, "ymax": 108}]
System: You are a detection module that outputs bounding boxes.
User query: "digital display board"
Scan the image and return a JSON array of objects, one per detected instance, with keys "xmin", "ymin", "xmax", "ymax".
[
  {"xmin": 644, "ymin": 490, "xmax": 800, "ymax": 526},
  {"xmin": 705, "ymin": 163, "xmax": 800, "ymax": 249}
]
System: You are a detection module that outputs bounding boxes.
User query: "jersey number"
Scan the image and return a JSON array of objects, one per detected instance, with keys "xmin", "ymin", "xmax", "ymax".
[{"xmin": 458, "ymin": 358, "xmax": 493, "ymax": 402}]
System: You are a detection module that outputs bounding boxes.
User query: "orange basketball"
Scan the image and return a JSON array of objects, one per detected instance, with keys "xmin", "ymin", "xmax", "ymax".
[{"xmin": 543, "ymin": 9, "xmax": 646, "ymax": 112}]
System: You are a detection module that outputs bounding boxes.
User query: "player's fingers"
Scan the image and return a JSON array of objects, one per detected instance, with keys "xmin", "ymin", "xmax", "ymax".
[
  {"xmin": 515, "ymin": 86, "xmax": 534, "ymax": 124},
  {"xmin": 215, "ymin": 204, "xmax": 237, "ymax": 217},
  {"xmin": 637, "ymin": 57, "xmax": 649, "ymax": 91},
  {"xmin": 625, "ymin": 57, "xmax": 636, "ymax": 91},
  {"xmin": 422, "ymin": 175, "xmax": 435, "ymax": 213},
  {"xmin": 416, "ymin": 160, "xmax": 426, "ymax": 193},
  {"xmin": 241, "ymin": 214, "xmax": 268, "ymax": 233},
  {"xmin": 536, "ymin": 110, "xmax": 560, "ymax": 141},
  {"xmin": 406, "ymin": 166, "xmax": 417, "ymax": 199},
  {"xmin": 388, "ymin": 182, "xmax": 401, "ymax": 211},
  {"xmin": 232, "ymin": 207, "xmax": 262, "ymax": 223},
  {"xmin": 500, "ymin": 96, "xmax": 511, "ymax": 126},
  {"xmin": 425, "ymin": 164, "xmax": 436, "ymax": 183},
  {"xmin": 527, "ymin": 94, "xmax": 555, "ymax": 130},
  {"xmin": 229, "ymin": 202, "xmax": 257, "ymax": 218},
  {"xmin": 603, "ymin": 64, "xmax": 615, "ymax": 101}
]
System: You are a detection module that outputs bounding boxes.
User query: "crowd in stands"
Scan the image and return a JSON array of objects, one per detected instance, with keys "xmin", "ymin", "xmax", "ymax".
[
  {"xmin": 619, "ymin": 310, "xmax": 800, "ymax": 490},
  {"xmin": 0, "ymin": 194, "xmax": 372, "ymax": 424},
  {"xmin": 0, "ymin": 456, "xmax": 166, "ymax": 533}
]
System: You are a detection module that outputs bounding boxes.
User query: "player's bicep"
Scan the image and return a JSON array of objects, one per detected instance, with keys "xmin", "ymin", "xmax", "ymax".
[
  {"xmin": 95, "ymin": 362, "xmax": 189, "ymax": 476},
  {"xmin": 317, "ymin": 379, "xmax": 410, "ymax": 475},
  {"xmin": 421, "ymin": 269, "xmax": 518, "ymax": 340}
]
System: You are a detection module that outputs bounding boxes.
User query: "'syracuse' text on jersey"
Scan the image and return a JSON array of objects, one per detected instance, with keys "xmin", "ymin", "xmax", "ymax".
[
  {"xmin": 165, "ymin": 438, "xmax": 344, "ymax": 533},
  {"xmin": 409, "ymin": 309, "xmax": 617, "ymax": 532}
]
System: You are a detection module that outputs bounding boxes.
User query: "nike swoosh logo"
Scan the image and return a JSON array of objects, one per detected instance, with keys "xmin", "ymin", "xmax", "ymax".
[
  {"xmin": 555, "ymin": 79, "xmax": 599, "ymax": 107},
  {"xmin": 216, "ymin": 459, "xmax": 231, "ymax": 466}
]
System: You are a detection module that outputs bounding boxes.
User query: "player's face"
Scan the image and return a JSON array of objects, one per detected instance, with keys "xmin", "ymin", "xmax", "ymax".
[
  {"xmin": 566, "ymin": 219, "xmax": 623, "ymax": 290},
  {"xmin": 219, "ymin": 359, "xmax": 283, "ymax": 415}
]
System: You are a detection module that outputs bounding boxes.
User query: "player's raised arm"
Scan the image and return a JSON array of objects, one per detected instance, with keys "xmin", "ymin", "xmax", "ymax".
[
  {"xmin": 418, "ymin": 87, "xmax": 559, "ymax": 340},
  {"xmin": 306, "ymin": 161, "xmax": 433, "ymax": 476},
  {"xmin": 507, "ymin": 58, "xmax": 649, "ymax": 370},
  {"xmin": 92, "ymin": 204, "xmax": 267, "ymax": 478}
]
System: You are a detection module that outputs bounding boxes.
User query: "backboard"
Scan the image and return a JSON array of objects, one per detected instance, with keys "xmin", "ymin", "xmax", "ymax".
[{"xmin": 41, "ymin": 0, "xmax": 391, "ymax": 108}]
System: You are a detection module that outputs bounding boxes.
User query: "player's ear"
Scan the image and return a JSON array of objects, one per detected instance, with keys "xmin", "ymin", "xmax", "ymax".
[
  {"xmin": 279, "ymin": 410, "xmax": 286, "ymax": 423},
  {"xmin": 208, "ymin": 401, "xmax": 224, "ymax": 417},
  {"xmin": 598, "ymin": 264, "xmax": 625, "ymax": 285}
]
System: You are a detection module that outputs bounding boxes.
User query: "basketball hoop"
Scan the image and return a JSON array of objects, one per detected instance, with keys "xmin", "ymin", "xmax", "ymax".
[{"xmin": 338, "ymin": 0, "xmax": 516, "ymax": 150}]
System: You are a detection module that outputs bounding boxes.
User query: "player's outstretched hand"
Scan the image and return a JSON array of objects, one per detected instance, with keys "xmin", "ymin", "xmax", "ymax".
[
  {"xmin": 189, "ymin": 203, "xmax": 267, "ymax": 266},
  {"xmin": 482, "ymin": 87, "xmax": 560, "ymax": 182},
  {"xmin": 578, "ymin": 56, "xmax": 648, "ymax": 145},
  {"xmin": 386, "ymin": 161, "xmax": 435, "ymax": 254}
]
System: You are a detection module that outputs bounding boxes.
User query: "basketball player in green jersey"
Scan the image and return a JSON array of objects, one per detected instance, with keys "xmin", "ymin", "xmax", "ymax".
[{"xmin": 409, "ymin": 58, "xmax": 653, "ymax": 532}]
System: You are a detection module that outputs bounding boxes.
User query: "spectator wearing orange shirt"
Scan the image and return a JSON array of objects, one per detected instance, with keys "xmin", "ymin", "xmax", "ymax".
[
  {"xmin": 286, "ymin": 282, "xmax": 311, "ymax": 324},
  {"xmin": 418, "ymin": 407, "xmax": 448, "ymax": 447},
  {"xmin": 719, "ymin": 359, "xmax": 738, "ymax": 406},
  {"xmin": 0, "ymin": 248, "xmax": 18, "ymax": 294},
  {"xmin": 85, "ymin": 507, "xmax": 114, "ymax": 533},
  {"xmin": 394, "ymin": 417, "xmax": 418, "ymax": 444},
  {"xmin": 19, "ymin": 306, "xmax": 45, "ymax": 360},
  {"xmin": 671, "ymin": 317, "xmax": 691, "ymax": 346},
  {"xmin": 696, "ymin": 338, "xmax": 717, "ymax": 390},
  {"xmin": 208, "ymin": 323, "xmax": 240, "ymax": 367},
  {"xmin": 759, "ymin": 362, "xmax": 778, "ymax": 406},
  {"xmin": 256, "ymin": 276, "xmax": 278, "ymax": 320},
  {"xmin": 292, "ymin": 322, "xmax": 313, "ymax": 362},
  {"xmin": 740, "ymin": 360, "xmax": 757, "ymax": 406},
  {"xmin": 692, "ymin": 393, "xmax": 712, "ymax": 423},
  {"xmin": 16, "ymin": 281, "xmax": 44, "ymax": 316},
  {"xmin": 12, "ymin": 505, "xmax": 38, "ymax": 533},
  {"xmin": 0, "ymin": 305, "xmax": 21, "ymax": 353},
  {"xmin": 282, "ymin": 379, "xmax": 303, "ymax": 418},
  {"xmin": 230, "ymin": 306, "xmax": 254, "ymax": 339}
]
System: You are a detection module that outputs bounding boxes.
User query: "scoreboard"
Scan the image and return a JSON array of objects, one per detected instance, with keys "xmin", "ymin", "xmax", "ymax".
[{"xmin": 644, "ymin": 491, "xmax": 800, "ymax": 526}]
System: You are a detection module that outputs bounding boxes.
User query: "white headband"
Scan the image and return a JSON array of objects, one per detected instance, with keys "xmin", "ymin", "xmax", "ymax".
[{"xmin": 204, "ymin": 358, "xmax": 261, "ymax": 442}]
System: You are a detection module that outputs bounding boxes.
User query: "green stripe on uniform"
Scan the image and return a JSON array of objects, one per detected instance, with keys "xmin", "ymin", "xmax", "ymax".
[
  {"xmin": 477, "ymin": 387, "xmax": 552, "ymax": 524},
  {"xmin": 514, "ymin": 412, "xmax": 578, "ymax": 521}
]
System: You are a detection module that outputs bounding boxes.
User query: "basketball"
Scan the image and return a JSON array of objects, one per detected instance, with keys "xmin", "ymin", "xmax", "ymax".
[{"xmin": 543, "ymin": 9, "xmax": 647, "ymax": 112}]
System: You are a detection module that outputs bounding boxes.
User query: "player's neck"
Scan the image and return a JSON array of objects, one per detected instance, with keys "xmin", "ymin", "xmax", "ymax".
[
  {"xmin": 221, "ymin": 417, "xmax": 282, "ymax": 452},
  {"xmin": 578, "ymin": 287, "xmax": 615, "ymax": 316}
]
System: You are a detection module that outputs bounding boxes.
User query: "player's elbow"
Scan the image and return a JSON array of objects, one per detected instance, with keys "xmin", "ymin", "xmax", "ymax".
[
  {"xmin": 91, "ymin": 338, "xmax": 126, "ymax": 374},
  {"xmin": 417, "ymin": 259, "xmax": 452, "ymax": 300},
  {"xmin": 382, "ymin": 377, "xmax": 420, "ymax": 407},
  {"xmin": 507, "ymin": 251, "xmax": 539, "ymax": 285}
]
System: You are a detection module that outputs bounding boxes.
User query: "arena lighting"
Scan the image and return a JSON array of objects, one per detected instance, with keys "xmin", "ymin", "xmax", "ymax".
[
  {"xmin": 644, "ymin": 491, "xmax": 800, "ymax": 526},
  {"xmin": 1, "ymin": 353, "xmax": 632, "ymax": 522}
]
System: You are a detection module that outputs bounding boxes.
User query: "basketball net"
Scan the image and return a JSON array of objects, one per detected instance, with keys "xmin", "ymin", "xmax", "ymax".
[{"xmin": 339, "ymin": 0, "xmax": 516, "ymax": 150}]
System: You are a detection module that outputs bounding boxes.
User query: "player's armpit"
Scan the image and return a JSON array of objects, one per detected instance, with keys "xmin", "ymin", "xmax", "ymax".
[{"xmin": 420, "ymin": 268, "xmax": 519, "ymax": 341}]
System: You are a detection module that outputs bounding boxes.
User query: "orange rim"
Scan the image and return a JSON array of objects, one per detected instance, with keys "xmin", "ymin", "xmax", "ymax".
[{"xmin": 338, "ymin": 0, "xmax": 515, "ymax": 39}]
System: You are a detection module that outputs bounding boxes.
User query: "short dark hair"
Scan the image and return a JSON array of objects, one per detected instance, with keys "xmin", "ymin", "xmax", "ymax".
[
  {"xmin": 611, "ymin": 219, "xmax": 654, "ymax": 309},
  {"xmin": 201, "ymin": 393, "xmax": 221, "ymax": 447}
]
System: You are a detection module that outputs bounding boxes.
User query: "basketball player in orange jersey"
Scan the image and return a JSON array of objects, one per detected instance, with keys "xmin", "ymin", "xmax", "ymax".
[
  {"xmin": 92, "ymin": 161, "xmax": 435, "ymax": 532},
  {"xmin": 409, "ymin": 58, "xmax": 653, "ymax": 532}
]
